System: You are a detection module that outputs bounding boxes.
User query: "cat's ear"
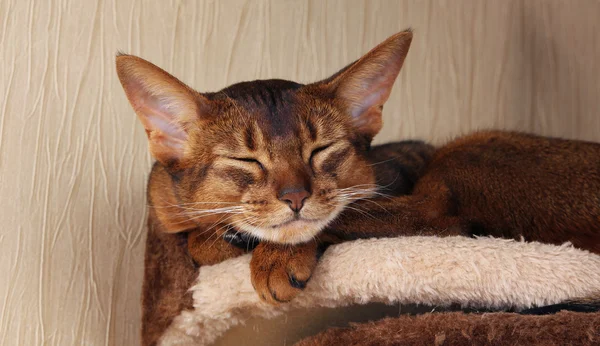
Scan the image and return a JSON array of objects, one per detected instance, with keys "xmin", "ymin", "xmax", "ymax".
[
  {"xmin": 316, "ymin": 30, "xmax": 413, "ymax": 139},
  {"xmin": 116, "ymin": 54, "xmax": 208, "ymax": 164}
]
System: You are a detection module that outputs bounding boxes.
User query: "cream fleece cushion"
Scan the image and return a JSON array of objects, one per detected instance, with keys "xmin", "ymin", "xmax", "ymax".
[{"xmin": 159, "ymin": 236, "xmax": 600, "ymax": 346}]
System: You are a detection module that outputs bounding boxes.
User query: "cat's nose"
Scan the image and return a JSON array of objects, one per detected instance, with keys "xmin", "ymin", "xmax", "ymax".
[{"xmin": 278, "ymin": 188, "xmax": 310, "ymax": 212}]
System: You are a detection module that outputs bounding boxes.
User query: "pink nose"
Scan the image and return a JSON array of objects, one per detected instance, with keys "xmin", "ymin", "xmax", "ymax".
[{"xmin": 278, "ymin": 189, "xmax": 310, "ymax": 212}]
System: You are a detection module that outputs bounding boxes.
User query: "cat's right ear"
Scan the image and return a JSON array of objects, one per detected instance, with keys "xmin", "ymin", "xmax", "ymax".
[
  {"xmin": 116, "ymin": 54, "xmax": 208, "ymax": 165},
  {"xmin": 311, "ymin": 30, "xmax": 413, "ymax": 141}
]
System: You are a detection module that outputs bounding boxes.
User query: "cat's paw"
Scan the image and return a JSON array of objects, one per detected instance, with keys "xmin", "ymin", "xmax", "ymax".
[{"xmin": 250, "ymin": 240, "xmax": 319, "ymax": 305}]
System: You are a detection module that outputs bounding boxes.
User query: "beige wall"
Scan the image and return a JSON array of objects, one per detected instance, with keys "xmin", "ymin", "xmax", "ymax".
[{"xmin": 1, "ymin": 0, "xmax": 599, "ymax": 345}]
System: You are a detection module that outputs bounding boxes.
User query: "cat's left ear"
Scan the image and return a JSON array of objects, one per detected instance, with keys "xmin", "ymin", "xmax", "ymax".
[{"xmin": 315, "ymin": 30, "xmax": 413, "ymax": 139}]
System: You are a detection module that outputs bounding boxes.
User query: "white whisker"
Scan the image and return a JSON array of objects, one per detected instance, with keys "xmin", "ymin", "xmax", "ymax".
[{"xmin": 367, "ymin": 156, "xmax": 400, "ymax": 166}]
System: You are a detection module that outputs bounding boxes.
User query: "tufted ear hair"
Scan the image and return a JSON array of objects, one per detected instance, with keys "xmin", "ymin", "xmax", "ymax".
[
  {"xmin": 116, "ymin": 54, "xmax": 210, "ymax": 165},
  {"xmin": 315, "ymin": 30, "xmax": 413, "ymax": 140}
]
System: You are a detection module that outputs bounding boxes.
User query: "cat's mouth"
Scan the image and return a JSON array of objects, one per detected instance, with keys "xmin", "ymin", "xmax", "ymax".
[{"xmin": 270, "ymin": 216, "xmax": 319, "ymax": 229}]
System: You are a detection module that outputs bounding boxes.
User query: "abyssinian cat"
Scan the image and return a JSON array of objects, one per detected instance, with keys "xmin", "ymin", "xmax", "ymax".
[{"xmin": 116, "ymin": 30, "xmax": 600, "ymax": 308}]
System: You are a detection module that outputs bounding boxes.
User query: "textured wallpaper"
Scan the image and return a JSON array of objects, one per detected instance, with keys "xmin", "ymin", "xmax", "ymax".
[{"xmin": 1, "ymin": 0, "xmax": 599, "ymax": 345}]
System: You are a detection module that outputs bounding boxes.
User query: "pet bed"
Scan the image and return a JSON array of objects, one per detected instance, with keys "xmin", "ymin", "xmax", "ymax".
[{"xmin": 142, "ymin": 230, "xmax": 600, "ymax": 346}]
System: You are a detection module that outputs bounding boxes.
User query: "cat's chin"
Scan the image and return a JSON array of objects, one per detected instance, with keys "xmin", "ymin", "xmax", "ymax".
[{"xmin": 235, "ymin": 213, "xmax": 340, "ymax": 245}]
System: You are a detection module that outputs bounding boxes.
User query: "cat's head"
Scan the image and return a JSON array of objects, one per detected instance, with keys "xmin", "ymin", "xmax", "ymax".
[{"xmin": 116, "ymin": 30, "xmax": 412, "ymax": 244}]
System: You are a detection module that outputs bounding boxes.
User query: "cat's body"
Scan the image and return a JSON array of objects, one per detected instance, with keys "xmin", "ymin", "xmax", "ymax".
[
  {"xmin": 117, "ymin": 30, "xmax": 600, "ymax": 310},
  {"xmin": 329, "ymin": 130, "xmax": 600, "ymax": 254}
]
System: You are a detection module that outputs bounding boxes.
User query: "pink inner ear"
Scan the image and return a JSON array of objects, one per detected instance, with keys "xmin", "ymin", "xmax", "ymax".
[
  {"xmin": 139, "ymin": 97, "xmax": 188, "ymax": 143},
  {"xmin": 350, "ymin": 88, "xmax": 387, "ymax": 119},
  {"xmin": 125, "ymin": 79, "xmax": 190, "ymax": 161},
  {"xmin": 127, "ymin": 76, "xmax": 187, "ymax": 135}
]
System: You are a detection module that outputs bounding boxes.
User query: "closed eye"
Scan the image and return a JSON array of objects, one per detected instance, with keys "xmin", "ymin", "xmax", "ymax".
[
  {"xmin": 309, "ymin": 144, "xmax": 333, "ymax": 164},
  {"xmin": 227, "ymin": 157, "xmax": 265, "ymax": 170}
]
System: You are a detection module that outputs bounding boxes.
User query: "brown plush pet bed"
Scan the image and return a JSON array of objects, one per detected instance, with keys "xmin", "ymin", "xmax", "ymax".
[
  {"xmin": 141, "ymin": 218, "xmax": 600, "ymax": 346},
  {"xmin": 296, "ymin": 311, "xmax": 600, "ymax": 346}
]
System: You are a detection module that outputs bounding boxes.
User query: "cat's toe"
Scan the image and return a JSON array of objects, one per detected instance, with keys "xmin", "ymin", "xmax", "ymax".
[
  {"xmin": 250, "ymin": 241, "xmax": 318, "ymax": 305},
  {"xmin": 266, "ymin": 264, "xmax": 304, "ymax": 303},
  {"xmin": 284, "ymin": 252, "xmax": 314, "ymax": 289},
  {"xmin": 289, "ymin": 275, "xmax": 307, "ymax": 289}
]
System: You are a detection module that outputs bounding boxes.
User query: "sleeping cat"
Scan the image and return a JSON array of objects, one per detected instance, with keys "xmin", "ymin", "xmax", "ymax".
[{"xmin": 116, "ymin": 30, "xmax": 600, "ymax": 305}]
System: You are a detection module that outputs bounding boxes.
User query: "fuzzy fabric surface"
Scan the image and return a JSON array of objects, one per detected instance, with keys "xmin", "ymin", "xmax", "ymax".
[
  {"xmin": 156, "ymin": 236, "xmax": 600, "ymax": 345},
  {"xmin": 295, "ymin": 310, "xmax": 600, "ymax": 346}
]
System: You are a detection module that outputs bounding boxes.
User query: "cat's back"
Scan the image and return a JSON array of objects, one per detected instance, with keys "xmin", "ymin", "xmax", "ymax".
[
  {"xmin": 419, "ymin": 130, "xmax": 600, "ymax": 250},
  {"xmin": 427, "ymin": 129, "xmax": 600, "ymax": 193},
  {"xmin": 432, "ymin": 130, "xmax": 600, "ymax": 170}
]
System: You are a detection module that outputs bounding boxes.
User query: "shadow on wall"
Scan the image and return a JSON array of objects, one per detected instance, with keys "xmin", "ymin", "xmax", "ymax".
[{"xmin": 523, "ymin": 1, "xmax": 600, "ymax": 141}]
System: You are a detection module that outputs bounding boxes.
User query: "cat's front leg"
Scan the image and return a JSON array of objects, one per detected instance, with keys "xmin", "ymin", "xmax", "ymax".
[{"xmin": 250, "ymin": 240, "xmax": 322, "ymax": 304}]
